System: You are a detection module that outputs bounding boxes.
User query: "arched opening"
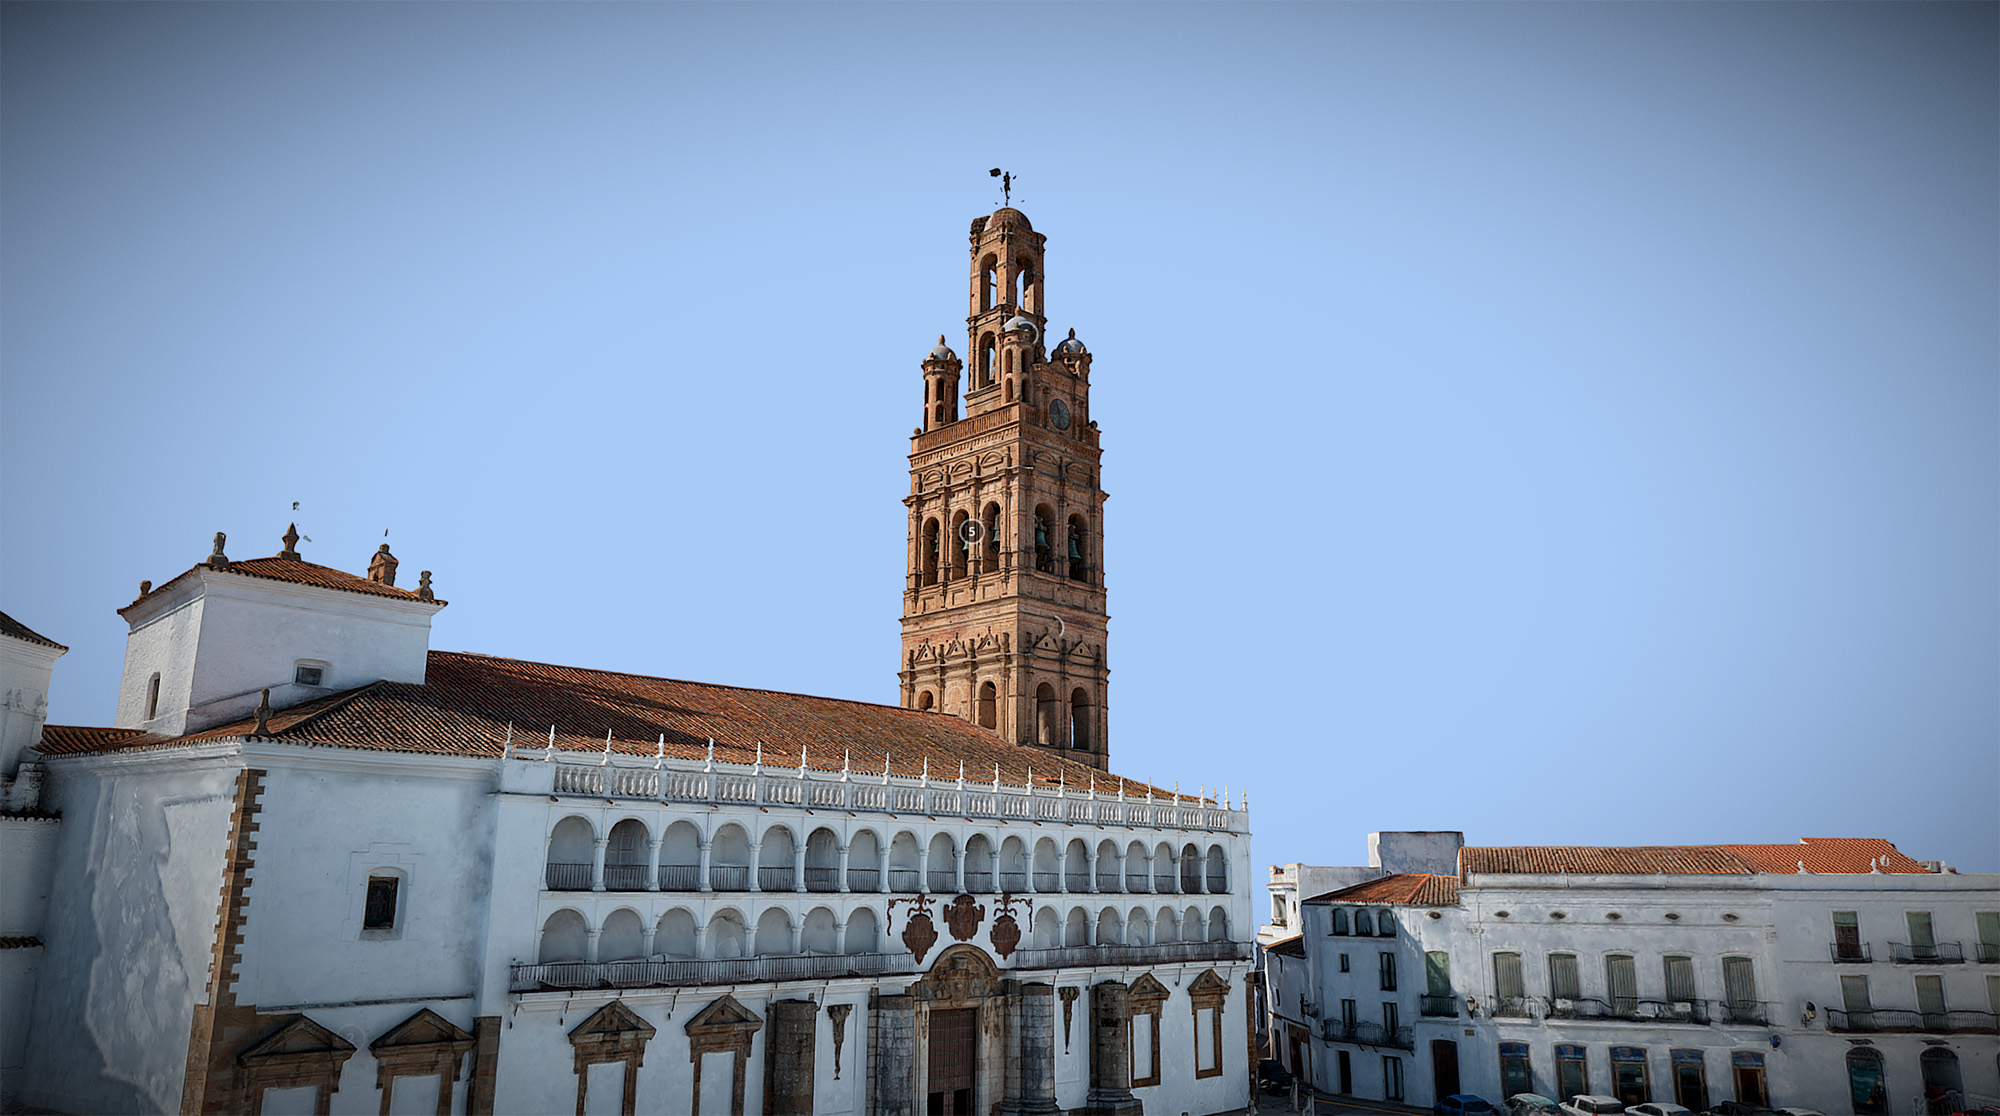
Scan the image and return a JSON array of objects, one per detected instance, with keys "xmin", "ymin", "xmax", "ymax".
[
  {"xmin": 1920, "ymin": 1048, "xmax": 1962, "ymax": 1112},
  {"xmin": 949, "ymin": 509, "xmax": 970, "ymax": 580},
  {"xmin": 1018, "ymin": 255, "xmax": 1039, "ymax": 314},
  {"xmin": 1180, "ymin": 843, "xmax": 1203, "ymax": 894},
  {"xmin": 706, "ymin": 909, "xmax": 747, "ymax": 959},
  {"xmin": 708, "ymin": 824, "xmax": 751, "ymax": 891},
  {"xmin": 1005, "ymin": 378, "xmax": 1015, "ymax": 402},
  {"xmin": 604, "ymin": 819, "xmax": 650, "ymax": 891},
  {"xmin": 1071, "ymin": 689, "xmax": 1092, "ymax": 752},
  {"xmin": 1155, "ymin": 906, "xmax": 1179, "ymax": 942},
  {"xmin": 888, "ymin": 831, "xmax": 921, "ymax": 893},
  {"xmin": 145, "ymin": 673, "xmax": 161, "ymax": 720},
  {"xmin": 1067, "ymin": 515, "xmax": 1089, "ymax": 582},
  {"xmin": 660, "ymin": 820, "xmax": 700, "ymax": 891},
  {"xmin": 1036, "ymin": 683, "xmax": 1060, "ymax": 747},
  {"xmin": 599, "ymin": 908, "xmax": 645, "ymax": 961},
  {"xmin": 917, "ymin": 690, "xmax": 935, "ymax": 712},
  {"xmin": 1033, "ymin": 505, "xmax": 1056, "ymax": 572},
  {"xmin": 1097, "ymin": 907, "xmax": 1123, "ymax": 946},
  {"xmin": 844, "ymin": 907, "xmax": 880, "ymax": 954},
  {"xmin": 1209, "ymin": 905, "xmax": 1230, "ymax": 942},
  {"xmin": 978, "ymin": 681, "xmax": 997, "ymax": 729},
  {"xmin": 1128, "ymin": 907, "xmax": 1152, "ymax": 946},
  {"xmin": 963, "ymin": 834, "xmax": 995, "ymax": 892},
  {"xmin": 1124, "ymin": 841, "xmax": 1149, "ymax": 892},
  {"xmin": 1095, "ymin": 840, "xmax": 1121, "ymax": 892},
  {"xmin": 804, "ymin": 827, "xmax": 840, "ymax": 892},
  {"xmin": 1182, "ymin": 905, "xmax": 1204, "ymax": 942},
  {"xmin": 757, "ymin": 826, "xmax": 797, "ymax": 891},
  {"xmin": 848, "ymin": 830, "xmax": 883, "ymax": 892},
  {"xmin": 1332, "ymin": 909, "xmax": 1350, "ymax": 935},
  {"xmin": 801, "ymin": 907, "xmax": 840, "ymax": 954},
  {"xmin": 1153, "ymin": 843, "xmax": 1177, "ymax": 893},
  {"xmin": 1033, "ymin": 907, "xmax": 1060, "ymax": 949},
  {"xmin": 980, "ymin": 257, "xmax": 997, "ymax": 312},
  {"xmin": 978, "ymin": 334, "xmax": 996, "ymax": 390},
  {"xmin": 1846, "ymin": 1047, "xmax": 1887, "ymax": 1114},
  {"xmin": 926, "ymin": 832, "xmax": 958, "ymax": 893},
  {"xmin": 545, "ymin": 817, "xmax": 595, "ymax": 891},
  {"xmin": 1064, "ymin": 907, "xmax": 1089, "ymax": 947},
  {"xmin": 983, "ymin": 503, "xmax": 1002, "ymax": 571},
  {"xmin": 1063, "ymin": 839, "xmax": 1090, "ymax": 892},
  {"xmin": 1206, "ymin": 845, "xmax": 1229, "ymax": 893},
  {"xmin": 538, "ymin": 910, "xmax": 589, "ymax": 963},
  {"xmin": 934, "ymin": 402, "xmax": 945, "ymax": 425},
  {"xmin": 921, "ymin": 519, "xmax": 940, "ymax": 587},
  {"xmin": 655, "ymin": 909, "xmax": 698, "ymax": 958},
  {"xmin": 1032, "ymin": 838, "xmax": 1061, "ymax": 892},
  {"xmin": 999, "ymin": 836, "xmax": 1029, "ymax": 892},
  {"xmin": 754, "ymin": 908, "xmax": 793, "ymax": 956}
]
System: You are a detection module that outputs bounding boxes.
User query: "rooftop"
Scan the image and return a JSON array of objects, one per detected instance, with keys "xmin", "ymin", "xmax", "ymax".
[
  {"xmin": 0, "ymin": 611, "xmax": 66, "ymax": 652},
  {"xmin": 1305, "ymin": 874, "xmax": 1460, "ymax": 906}
]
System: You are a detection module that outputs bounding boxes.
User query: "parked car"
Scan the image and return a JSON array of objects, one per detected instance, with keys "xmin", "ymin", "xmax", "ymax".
[
  {"xmin": 1437, "ymin": 1097, "xmax": 1500, "ymax": 1116},
  {"xmin": 1561, "ymin": 1099, "xmax": 1626, "ymax": 1116},
  {"xmin": 1631, "ymin": 1106, "xmax": 1693, "ymax": 1116},
  {"xmin": 1257, "ymin": 1058, "xmax": 1294, "ymax": 1096},
  {"xmin": 1510, "ymin": 1096, "xmax": 1564, "ymax": 1116},
  {"xmin": 1771, "ymin": 1110, "xmax": 1826, "ymax": 1116},
  {"xmin": 1706, "ymin": 1106, "xmax": 1772, "ymax": 1116}
]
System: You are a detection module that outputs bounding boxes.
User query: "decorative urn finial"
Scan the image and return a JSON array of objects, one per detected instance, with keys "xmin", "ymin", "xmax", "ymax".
[{"xmin": 279, "ymin": 523, "xmax": 301, "ymax": 561}]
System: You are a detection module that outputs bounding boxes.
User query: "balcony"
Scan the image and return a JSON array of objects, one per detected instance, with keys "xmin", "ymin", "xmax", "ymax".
[
  {"xmin": 1094, "ymin": 872, "xmax": 1120, "ymax": 893},
  {"xmin": 709, "ymin": 866, "xmax": 749, "ymax": 891},
  {"xmin": 1125, "ymin": 873, "xmax": 1147, "ymax": 893},
  {"xmin": 757, "ymin": 867, "xmax": 796, "ymax": 891},
  {"xmin": 1010, "ymin": 940, "xmax": 1248, "ymax": 970},
  {"xmin": 927, "ymin": 870, "xmax": 958, "ymax": 893},
  {"xmin": 1319, "ymin": 1020, "xmax": 1414, "ymax": 1050},
  {"xmin": 546, "ymin": 863, "xmax": 592, "ymax": 891},
  {"xmin": 803, "ymin": 867, "xmax": 838, "ymax": 893},
  {"xmin": 602, "ymin": 865, "xmax": 650, "ymax": 892},
  {"xmin": 1420, "ymin": 994, "xmax": 1458, "ymax": 1018},
  {"xmin": 1491, "ymin": 997, "xmax": 1540, "ymax": 1019},
  {"xmin": 846, "ymin": 868, "xmax": 880, "ymax": 893},
  {"xmin": 1000, "ymin": 872, "xmax": 1028, "ymax": 892},
  {"xmin": 1889, "ymin": 941, "xmax": 1965, "ymax": 964},
  {"xmin": 1715, "ymin": 1000, "xmax": 1770, "ymax": 1026},
  {"xmin": 511, "ymin": 951, "xmax": 914, "ymax": 993},
  {"xmin": 1065, "ymin": 872, "xmax": 1090, "ymax": 892},
  {"xmin": 658, "ymin": 865, "xmax": 700, "ymax": 891},
  {"xmin": 1206, "ymin": 875, "xmax": 1228, "ymax": 894},
  {"xmin": 1980, "ymin": 942, "xmax": 2000, "ymax": 963},
  {"xmin": 1827, "ymin": 1008, "xmax": 1999, "ymax": 1035},
  {"xmin": 1829, "ymin": 941, "xmax": 1873, "ymax": 963},
  {"xmin": 888, "ymin": 869, "xmax": 920, "ymax": 893},
  {"xmin": 964, "ymin": 871, "xmax": 994, "ymax": 892},
  {"xmin": 1033, "ymin": 871, "xmax": 1059, "ymax": 892}
]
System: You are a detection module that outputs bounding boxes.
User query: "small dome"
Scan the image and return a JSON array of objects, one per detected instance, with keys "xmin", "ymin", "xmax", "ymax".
[
  {"xmin": 988, "ymin": 207, "xmax": 1032, "ymax": 233},
  {"xmin": 1003, "ymin": 316, "xmax": 1039, "ymax": 342},
  {"xmin": 1053, "ymin": 328, "xmax": 1087, "ymax": 355},
  {"xmin": 927, "ymin": 334, "xmax": 956, "ymax": 361}
]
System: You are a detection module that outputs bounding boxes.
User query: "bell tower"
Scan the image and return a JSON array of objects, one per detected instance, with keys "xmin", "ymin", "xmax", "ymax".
[{"xmin": 899, "ymin": 207, "xmax": 1111, "ymax": 770}]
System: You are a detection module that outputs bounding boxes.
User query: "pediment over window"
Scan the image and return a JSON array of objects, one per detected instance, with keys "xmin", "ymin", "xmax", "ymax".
[
  {"xmin": 1187, "ymin": 968, "xmax": 1230, "ymax": 1010},
  {"xmin": 572, "ymin": 1000, "xmax": 659, "ymax": 1044},
  {"xmin": 1129, "ymin": 973, "xmax": 1170, "ymax": 1008},
  {"xmin": 238, "ymin": 1014, "xmax": 356, "ymax": 1068},
  {"xmin": 372, "ymin": 1007, "xmax": 475, "ymax": 1053}
]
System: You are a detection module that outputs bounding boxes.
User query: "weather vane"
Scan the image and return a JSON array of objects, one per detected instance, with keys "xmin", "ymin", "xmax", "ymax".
[{"xmin": 989, "ymin": 168, "xmax": 1015, "ymax": 208}]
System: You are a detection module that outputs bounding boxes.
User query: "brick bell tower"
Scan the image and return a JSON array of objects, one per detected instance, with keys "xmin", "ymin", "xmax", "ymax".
[{"xmin": 900, "ymin": 206, "xmax": 1111, "ymax": 770}]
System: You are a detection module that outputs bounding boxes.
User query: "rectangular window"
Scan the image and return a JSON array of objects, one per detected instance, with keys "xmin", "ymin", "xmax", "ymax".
[
  {"xmin": 1721, "ymin": 956, "xmax": 1757, "ymax": 1006},
  {"xmin": 1498, "ymin": 1042, "xmax": 1532, "ymax": 1096},
  {"xmin": 1548, "ymin": 953, "xmax": 1581, "ymax": 1001},
  {"xmin": 1914, "ymin": 974, "xmax": 1947, "ymax": 1030},
  {"xmin": 1833, "ymin": 910, "xmax": 1863, "ymax": 960},
  {"xmin": 1340, "ymin": 999, "xmax": 1356, "ymax": 1028},
  {"xmin": 1556, "ymin": 1044, "xmax": 1588, "ymax": 1098},
  {"xmin": 363, "ymin": 876, "xmax": 399, "ymax": 931},
  {"xmin": 1379, "ymin": 951, "xmax": 1397, "ymax": 991},
  {"xmin": 1663, "ymin": 955, "xmax": 1697, "ymax": 1003},
  {"xmin": 1425, "ymin": 951, "xmax": 1452, "ymax": 995},
  {"xmin": 1382, "ymin": 1001, "xmax": 1399, "ymax": 1034},
  {"xmin": 1332, "ymin": 909, "xmax": 1349, "ymax": 935},
  {"xmin": 1907, "ymin": 910, "xmax": 1936, "ymax": 957},
  {"xmin": 1606, "ymin": 954, "xmax": 1638, "ymax": 1015},
  {"xmin": 1977, "ymin": 912, "xmax": 2000, "ymax": 963},
  {"xmin": 1841, "ymin": 973, "xmax": 1874, "ymax": 1030},
  {"xmin": 1494, "ymin": 952, "xmax": 1525, "ymax": 1001},
  {"xmin": 1987, "ymin": 974, "xmax": 2000, "ymax": 1016},
  {"xmin": 1339, "ymin": 953, "xmax": 1350, "ymax": 973},
  {"xmin": 1610, "ymin": 1047, "xmax": 1650, "ymax": 1106},
  {"xmin": 1194, "ymin": 1007, "xmax": 1218, "ymax": 1076},
  {"xmin": 294, "ymin": 663, "xmax": 324, "ymax": 686},
  {"xmin": 1382, "ymin": 1055, "xmax": 1404, "ymax": 1100}
]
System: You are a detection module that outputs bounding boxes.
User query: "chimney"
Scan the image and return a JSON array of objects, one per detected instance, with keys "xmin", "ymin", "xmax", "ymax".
[{"xmin": 368, "ymin": 544, "xmax": 399, "ymax": 586}]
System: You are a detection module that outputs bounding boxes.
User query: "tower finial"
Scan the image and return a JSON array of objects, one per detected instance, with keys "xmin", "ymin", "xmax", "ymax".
[
  {"xmin": 252, "ymin": 689, "xmax": 272, "ymax": 735},
  {"xmin": 989, "ymin": 167, "xmax": 1014, "ymax": 208},
  {"xmin": 279, "ymin": 523, "xmax": 301, "ymax": 561},
  {"xmin": 208, "ymin": 532, "xmax": 230, "ymax": 569}
]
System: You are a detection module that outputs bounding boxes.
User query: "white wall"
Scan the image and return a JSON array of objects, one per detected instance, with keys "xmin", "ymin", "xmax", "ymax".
[{"xmin": 0, "ymin": 633, "xmax": 63, "ymax": 778}]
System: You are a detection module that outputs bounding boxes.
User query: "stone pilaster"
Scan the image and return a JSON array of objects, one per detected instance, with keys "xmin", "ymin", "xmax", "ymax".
[
  {"xmin": 868, "ymin": 993, "xmax": 916, "ymax": 1116},
  {"xmin": 1015, "ymin": 982, "xmax": 1060, "ymax": 1116},
  {"xmin": 763, "ymin": 999, "xmax": 818, "ymax": 1116},
  {"xmin": 1078, "ymin": 981, "xmax": 1141, "ymax": 1116}
]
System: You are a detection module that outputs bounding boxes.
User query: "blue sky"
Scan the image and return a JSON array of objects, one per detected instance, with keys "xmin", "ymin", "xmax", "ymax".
[{"xmin": 4, "ymin": 2, "xmax": 1994, "ymax": 893}]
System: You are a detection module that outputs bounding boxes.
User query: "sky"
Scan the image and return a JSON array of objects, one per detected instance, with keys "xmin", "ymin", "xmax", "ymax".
[{"xmin": 3, "ymin": 2, "xmax": 1994, "ymax": 911}]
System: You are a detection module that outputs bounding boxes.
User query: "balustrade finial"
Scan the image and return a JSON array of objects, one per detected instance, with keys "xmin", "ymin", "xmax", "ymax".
[
  {"xmin": 503, "ymin": 722, "xmax": 514, "ymax": 759},
  {"xmin": 800, "ymin": 744, "xmax": 809, "ymax": 773},
  {"xmin": 655, "ymin": 734, "xmax": 665, "ymax": 769},
  {"xmin": 705, "ymin": 738, "xmax": 714, "ymax": 771},
  {"xmin": 545, "ymin": 725, "xmax": 556, "ymax": 761},
  {"xmin": 600, "ymin": 728, "xmax": 613, "ymax": 766}
]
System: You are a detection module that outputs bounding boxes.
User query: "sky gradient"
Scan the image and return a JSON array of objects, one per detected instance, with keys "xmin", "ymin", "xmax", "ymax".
[{"xmin": 4, "ymin": 2, "xmax": 1994, "ymax": 904}]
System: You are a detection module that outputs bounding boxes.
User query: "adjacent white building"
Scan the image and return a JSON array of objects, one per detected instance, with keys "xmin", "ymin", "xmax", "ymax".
[
  {"xmin": 8, "ymin": 533, "xmax": 1256, "ymax": 1116},
  {"xmin": 1263, "ymin": 836, "xmax": 1999, "ymax": 1112}
]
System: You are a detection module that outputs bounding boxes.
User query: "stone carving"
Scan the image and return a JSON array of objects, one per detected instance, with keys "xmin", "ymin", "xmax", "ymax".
[
  {"xmin": 893, "ymin": 895, "xmax": 939, "ymax": 963},
  {"xmin": 1058, "ymin": 986, "xmax": 1080, "ymax": 1051},
  {"xmin": 990, "ymin": 894, "xmax": 1032, "ymax": 959},
  {"xmin": 826, "ymin": 1003, "xmax": 852, "ymax": 1080},
  {"xmin": 943, "ymin": 894, "xmax": 984, "ymax": 942}
]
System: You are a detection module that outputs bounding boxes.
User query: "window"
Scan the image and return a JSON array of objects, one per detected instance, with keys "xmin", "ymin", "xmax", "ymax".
[
  {"xmin": 1340, "ymin": 999, "xmax": 1357, "ymax": 1028},
  {"xmin": 1423, "ymin": 952, "xmax": 1454, "ymax": 1015},
  {"xmin": 1833, "ymin": 910, "xmax": 1863, "ymax": 959},
  {"xmin": 1494, "ymin": 952, "xmax": 1525, "ymax": 1007},
  {"xmin": 1556, "ymin": 1044, "xmax": 1588, "ymax": 1098},
  {"xmin": 295, "ymin": 660, "xmax": 327, "ymax": 687},
  {"xmin": 1548, "ymin": 952, "xmax": 1581, "ymax": 1001},
  {"xmin": 1377, "ymin": 910, "xmax": 1395, "ymax": 937},
  {"xmin": 363, "ymin": 876, "xmax": 400, "ymax": 931},
  {"xmin": 1339, "ymin": 953, "xmax": 1350, "ymax": 973},
  {"xmin": 1606, "ymin": 954, "xmax": 1638, "ymax": 1015},
  {"xmin": 145, "ymin": 673, "xmax": 161, "ymax": 720},
  {"xmin": 1379, "ymin": 952, "xmax": 1397, "ymax": 991},
  {"xmin": 1664, "ymin": 955, "xmax": 1697, "ymax": 1003},
  {"xmin": 1914, "ymin": 974, "xmax": 1947, "ymax": 1029},
  {"xmin": 1730, "ymin": 1050, "xmax": 1768, "ymax": 1106},
  {"xmin": 1671, "ymin": 1048, "xmax": 1709, "ymax": 1110},
  {"xmin": 1988, "ymin": 973, "xmax": 2000, "ymax": 1016},
  {"xmin": 1381, "ymin": 1001, "xmax": 1399, "ymax": 1033},
  {"xmin": 1130, "ymin": 976, "xmax": 1167, "ymax": 1087},
  {"xmin": 1978, "ymin": 911, "xmax": 2000, "ymax": 963},
  {"xmin": 1382, "ymin": 1055, "xmax": 1404, "ymax": 1100},
  {"xmin": 978, "ymin": 682, "xmax": 997, "ymax": 729},
  {"xmin": 1610, "ymin": 1046, "xmax": 1650, "ymax": 1105},
  {"xmin": 1070, "ymin": 689, "xmax": 1090, "ymax": 750},
  {"xmin": 1907, "ymin": 910, "xmax": 1938, "ymax": 960},
  {"xmin": 1721, "ymin": 956, "xmax": 1758, "ymax": 1019},
  {"xmin": 1353, "ymin": 910, "xmax": 1372, "ymax": 937},
  {"xmin": 1846, "ymin": 1047, "xmax": 1887, "ymax": 1114},
  {"xmin": 1841, "ymin": 974, "xmax": 1874, "ymax": 1029},
  {"xmin": 1331, "ymin": 909, "xmax": 1349, "ymax": 936},
  {"xmin": 1498, "ymin": 1042, "xmax": 1532, "ymax": 1095}
]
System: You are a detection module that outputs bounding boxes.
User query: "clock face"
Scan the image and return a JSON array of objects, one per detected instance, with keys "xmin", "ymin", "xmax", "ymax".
[{"xmin": 1050, "ymin": 398, "xmax": 1071, "ymax": 430}]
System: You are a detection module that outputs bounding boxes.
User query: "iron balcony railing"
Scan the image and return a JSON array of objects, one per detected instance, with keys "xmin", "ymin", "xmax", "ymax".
[
  {"xmin": 1827, "ymin": 1008, "xmax": 1999, "ymax": 1034},
  {"xmin": 1979, "ymin": 942, "xmax": 2000, "ymax": 963},
  {"xmin": 1830, "ymin": 940, "xmax": 1873, "ymax": 963},
  {"xmin": 963, "ymin": 871, "xmax": 994, "ymax": 892},
  {"xmin": 1033, "ymin": 871, "xmax": 1059, "ymax": 892},
  {"xmin": 803, "ymin": 867, "xmax": 838, "ymax": 892},
  {"xmin": 1716, "ymin": 1000, "xmax": 1770, "ymax": 1025},
  {"xmin": 1000, "ymin": 872, "xmax": 1028, "ymax": 892},
  {"xmin": 1206, "ymin": 876, "xmax": 1228, "ymax": 894},
  {"xmin": 757, "ymin": 867, "xmax": 795, "ymax": 891},
  {"xmin": 927, "ymin": 870, "xmax": 958, "ymax": 893},
  {"xmin": 1319, "ymin": 1020, "xmax": 1414, "ymax": 1050},
  {"xmin": 846, "ymin": 868, "xmax": 880, "ymax": 893},
  {"xmin": 1065, "ymin": 872, "xmax": 1091, "ymax": 892},
  {"xmin": 546, "ymin": 863, "xmax": 592, "ymax": 891},
  {"xmin": 888, "ymin": 869, "xmax": 920, "ymax": 893},
  {"xmin": 708, "ymin": 866, "xmax": 749, "ymax": 891},
  {"xmin": 1419, "ymin": 995, "xmax": 1457, "ymax": 1018},
  {"xmin": 1491, "ymin": 996, "xmax": 1539, "ymax": 1019},
  {"xmin": 602, "ymin": 865, "xmax": 650, "ymax": 891},
  {"xmin": 1889, "ymin": 941, "xmax": 1965, "ymax": 964},
  {"xmin": 1095, "ymin": 872, "xmax": 1120, "ymax": 892},
  {"xmin": 511, "ymin": 951, "xmax": 914, "ymax": 993},
  {"xmin": 1010, "ymin": 940, "xmax": 1247, "ymax": 970},
  {"xmin": 658, "ymin": 865, "xmax": 700, "ymax": 891}
]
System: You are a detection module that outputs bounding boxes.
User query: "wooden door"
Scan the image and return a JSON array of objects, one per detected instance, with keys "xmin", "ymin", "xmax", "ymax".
[{"xmin": 928, "ymin": 1009, "xmax": 977, "ymax": 1115}]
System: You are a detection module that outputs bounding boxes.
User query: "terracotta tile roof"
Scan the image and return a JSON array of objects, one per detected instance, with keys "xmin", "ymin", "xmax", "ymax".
[
  {"xmin": 1461, "ymin": 846, "xmax": 1751, "ymax": 877},
  {"xmin": 1305, "ymin": 874, "xmax": 1460, "ymax": 906},
  {"xmin": 1267, "ymin": 934, "xmax": 1306, "ymax": 957},
  {"xmin": 37, "ymin": 651, "xmax": 1193, "ymax": 799},
  {"xmin": 0, "ymin": 936, "xmax": 43, "ymax": 950},
  {"xmin": 0, "ymin": 611, "xmax": 66, "ymax": 651},
  {"xmin": 119, "ymin": 556, "xmax": 444, "ymax": 616},
  {"xmin": 1722, "ymin": 838, "xmax": 1930, "ymax": 875}
]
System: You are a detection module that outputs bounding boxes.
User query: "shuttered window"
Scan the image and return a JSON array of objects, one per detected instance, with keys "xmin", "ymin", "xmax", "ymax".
[
  {"xmin": 1840, "ymin": 974, "xmax": 1872, "ymax": 1013},
  {"xmin": 1915, "ymin": 974, "xmax": 1947, "ymax": 1026},
  {"xmin": 1606, "ymin": 954, "xmax": 1638, "ymax": 1014},
  {"xmin": 1426, "ymin": 952, "xmax": 1453, "ymax": 996},
  {"xmin": 1977, "ymin": 912, "xmax": 1999, "ymax": 961},
  {"xmin": 1986, "ymin": 974, "xmax": 2000, "ymax": 1016},
  {"xmin": 1377, "ymin": 910, "xmax": 1396, "ymax": 937},
  {"xmin": 1722, "ymin": 956, "xmax": 1757, "ymax": 1007},
  {"xmin": 1833, "ymin": 911, "xmax": 1861, "ymax": 958},
  {"xmin": 1548, "ymin": 953, "xmax": 1581, "ymax": 1001},
  {"xmin": 1663, "ymin": 955, "xmax": 1697, "ymax": 1003},
  {"xmin": 1380, "ymin": 952, "xmax": 1397, "ymax": 991},
  {"xmin": 1494, "ymin": 952, "xmax": 1524, "ymax": 1000},
  {"xmin": 1907, "ymin": 911, "xmax": 1936, "ymax": 950}
]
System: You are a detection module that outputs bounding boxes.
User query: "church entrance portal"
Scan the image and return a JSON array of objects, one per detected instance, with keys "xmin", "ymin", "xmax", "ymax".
[{"xmin": 927, "ymin": 1008, "xmax": 977, "ymax": 1115}]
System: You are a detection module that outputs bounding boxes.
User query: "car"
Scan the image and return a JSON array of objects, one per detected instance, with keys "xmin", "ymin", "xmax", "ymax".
[
  {"xmin": 1257, "ymin": 1058, "xmax": 1294, "ymax": 1095},
  {"xmin": 1436, "ymin": 1097, "xmax": 1499, "ymax": 1116},
  {"xmin": 1631, "ymin": 1106, "xmax": 1694, "ymax": 1116},
  {"xmin": 1771, "ymin": 1110, "xmax": 1826, "ymax": 1116},
  {"xmin": 1561, "ymin": 1099, "xmax": 1626, "ymax": 1116},
  {"xmin": 1706, "ymin": 1105, "xmax": 1772, "ymax": 1116},
  {"xmin": 1509, "ymin": 1096, "xmax": 1563, "ymax": 1116}
]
